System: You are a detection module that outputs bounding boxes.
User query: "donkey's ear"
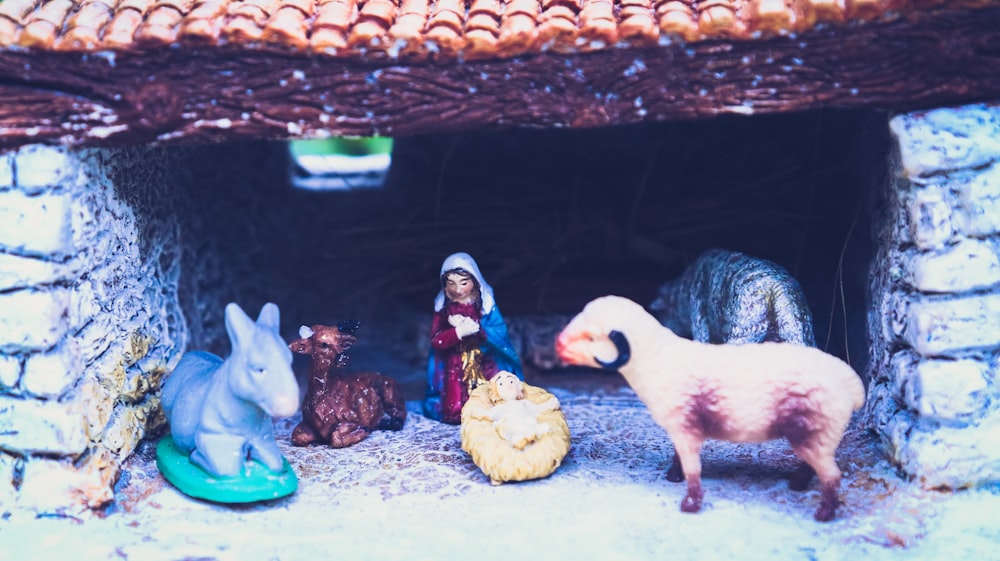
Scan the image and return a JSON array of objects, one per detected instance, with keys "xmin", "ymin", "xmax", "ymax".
[
  {"xmin": 225, "ymin": 302, "xmax": 256, "ymax": 347},
  {"xmin": 256, "ymin": 302, "xmax": 281, "ymax": 330}
]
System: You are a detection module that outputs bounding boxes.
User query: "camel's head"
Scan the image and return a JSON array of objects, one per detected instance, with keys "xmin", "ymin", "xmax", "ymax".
[
  {"xmin": 289, "ymin": 322, "xmax": 359, "ymax": 368},
  {"xmin": 555, "ymin": 296, "xmax": 652, "ymax": 371}
]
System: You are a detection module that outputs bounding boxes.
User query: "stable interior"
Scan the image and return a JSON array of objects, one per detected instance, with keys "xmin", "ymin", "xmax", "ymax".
[{"xmin": 258, "ymin": 108, "xmax": 885, "ymax": 399}]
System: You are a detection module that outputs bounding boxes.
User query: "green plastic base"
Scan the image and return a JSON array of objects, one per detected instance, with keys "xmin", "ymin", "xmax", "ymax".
[{"xmin": 155, "ymin": 435, "xmax": 298, "ymax": 504}]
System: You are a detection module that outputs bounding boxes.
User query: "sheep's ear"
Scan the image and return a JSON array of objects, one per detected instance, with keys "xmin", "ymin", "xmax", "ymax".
[
  {"xmin": 299, "ymin": 325, "xmax": 314, "ymax": 339},
  {"xmin": 595, "ymin": 330, "xmax": 631, "ymax": 370}
]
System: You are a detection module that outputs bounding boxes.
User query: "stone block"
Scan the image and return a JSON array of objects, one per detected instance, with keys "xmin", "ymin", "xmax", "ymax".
[
  {"xmin": 888, "ymin": 349, "xmax": 920, "ymax": 396},
  {"xmin": 0, "ymin": 190, "xmax": 75, "ymax": 257},
  {"xmin": 859, "ymin": 377, "xmax": 900, "ymax": 433},
  {"xmin": 0, "ymin": 152, "xmax": 12, "ymax": 188},
  {"xmin": 905, "ymin": 293, "xmax": 1000, "ymax": 356},
  {"xmin": 890, "ymin": 411, "xmax": 1000, "ymax": 489},
  {"xmin": 0, "ymin": 289, "xmax": 71, "ymax": 353},
  {"xmin": 20, "ymin": 341, "xmax": 84, "ymax": 399},
  {"xmin": 905, "ymin": 186, "xmax": 953, "ymax": 250},
  {"xmin": 0, "ymin": 253, "xmax": 73, "ymax": 292},
  {"xmin": 69, "ymin": 282, "xmax": 106, "ymax": 354},
  {"xmin": 102, "ymin": 398, "xmax": 162, "ymax": 458},
  {"xmin": 890, "ymin": 103, "xmax": 1000, "ymax": 178},
  {"xmin": 903, "ymin": 358, "xmax": 991, "ymax": 422},
  {"xmin": 102, "ymin": 407, "xmax": 140, "ymax": 456},
  {"xmin": 81, "ymin": 374, "xmax": 117, "ymax": 441},
  {"xmin": 0, "ymin": 452, "xmax": 18, "ymax": 512},
  {"xmin": 954, "ymin": 162, "xmax": 1000, "ymax": 237},
  {"xmin": 122, "ymin": 356, "xmax": 167, "ymax": 404},
  {"xmin": 16, "ymin": 450, "xmax": 116, "ymax": 512},
  {"xmin": 13, "ymin": 145, "xmax": 75, "ymax": 190},
  {"xmin": 0, "ymin": 396, "xmax": 88, "ymax": 456},
  {"xmin": 0, "ymin": 355, "xmax": 21, "ymax": 389},
  {"xmin": 907, "ymin": 239, "xmax": 1000, "ymax": 293}
]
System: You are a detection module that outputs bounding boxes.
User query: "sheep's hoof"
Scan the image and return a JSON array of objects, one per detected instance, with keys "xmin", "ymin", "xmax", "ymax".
[
  {"xmin": 814, "ymin": 504, "xmax": 836, "ymax": 522},
  {"xmin": 814, "ymin": 486, "xmax": 840, "ymax": 521},
  {"xmin": 680, "ymin": 495, "xmax": 702, "ymax": 513}
]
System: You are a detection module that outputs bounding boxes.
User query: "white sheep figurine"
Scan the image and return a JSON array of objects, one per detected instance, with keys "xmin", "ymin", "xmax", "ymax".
[{"xmin": 555, "ymin": 295, "xmax": 865, "ymax": 521}]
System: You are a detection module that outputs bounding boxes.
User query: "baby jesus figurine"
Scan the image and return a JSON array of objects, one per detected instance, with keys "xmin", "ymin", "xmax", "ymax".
[
  {"xmin": 484, "ymin": 371, "xmax": 560, "ymax": 450},
  {"xmin": 460, "ymin": 370, "xmax": 571, "ymax": 485}
]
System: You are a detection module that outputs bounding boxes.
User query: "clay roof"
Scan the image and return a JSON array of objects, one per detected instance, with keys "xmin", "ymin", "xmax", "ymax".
[{"xmin": 0, "ymin": 0, "xmax": 996, "ymax": 61}]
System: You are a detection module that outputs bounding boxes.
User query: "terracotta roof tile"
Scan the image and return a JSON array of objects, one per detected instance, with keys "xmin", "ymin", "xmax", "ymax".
[
  {"xmin": 263, "ymin": 5, "xmax": 313, "ymax": 48},
  {"xmin": 179, "ymin": 0, "xmax": 227, "ymax": 43},
  {"xmin": 103, "ymin": 3, "xmax": 147, "ymax": 48},
  {"xmin": 0, "ymin": 0, "xmax": 997, "ymax": 59},
  {"xmin": 19, "ymin": 0, "xmax": 74, "ymax": 48},
  {"xmin": 0, "ymin": 0, "xmax": 41, "ymax": 23},
  {"xmin": 57, "ymin": 0, "xmax": 114, "ymax": 50},
  {"xmin": 847, "ymin": 0, "xmax": 886, "ymax": 20},
  {"xmin": 656, "ymin": 1, "xmax": 697, "ymax": 40},
  {"xmin": 135, "ymin": 0, "xmax": 192, "ymax": 46},
  {"xmin": 578, "ymin": 0, "xmax": 616, "ymax": 49},
  {"xmin": 618, "ymin": 0, "xmax": 658, "ymax": 46}
]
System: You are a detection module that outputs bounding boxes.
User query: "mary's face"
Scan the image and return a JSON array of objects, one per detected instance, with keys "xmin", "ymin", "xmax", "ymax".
[{"xmin": 444, "ymin": 273, "xmax": 477, "ymax": 304}]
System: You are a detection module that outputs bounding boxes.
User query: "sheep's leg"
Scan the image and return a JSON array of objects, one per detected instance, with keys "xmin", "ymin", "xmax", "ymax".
[
  {"xmin": 788, "ymin": 462, "xmax": 816, "ymax": 491},
  {"xmin": 665, "ymin": 451, "xmax": 685, "ymax": 482},
  {"xmin": 329, "ymin": 423, "xmax": 371, "ymax": 448},
  {"xmin": 291, "ymin": 422, "xmax": 322, "ymax": 446},
  {"xmin": 792, "ymin": 444, "xmax": 842, "ymax": 522},
  {"xmin": 673, "ymin": 436, "xmax": 705, "ymax": 513}
]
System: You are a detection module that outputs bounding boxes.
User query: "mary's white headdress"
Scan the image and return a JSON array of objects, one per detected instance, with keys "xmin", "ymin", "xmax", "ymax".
[{"xmin": 433, "ymin": 252, "xmax": 496, "ymax": 314}]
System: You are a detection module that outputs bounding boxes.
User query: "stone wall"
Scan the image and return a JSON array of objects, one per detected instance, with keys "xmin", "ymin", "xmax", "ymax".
[
  {"xmin": 0, "ymin": 145, "xmax": 184, "ymax": 513},
  {"xmin": 867, "ymin": 103, "xmax": 1000, "ymax": 488}
]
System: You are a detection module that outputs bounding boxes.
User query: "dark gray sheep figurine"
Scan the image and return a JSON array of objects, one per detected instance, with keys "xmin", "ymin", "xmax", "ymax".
[{"xmin": 650, "ymin": 248, "xmax": 816, "ymax": 347}]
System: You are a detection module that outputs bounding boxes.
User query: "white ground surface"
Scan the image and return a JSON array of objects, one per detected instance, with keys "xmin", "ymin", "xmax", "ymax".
[{"xmin": 2, "ymin": 382, "xmax": 997, "ymax": 561}]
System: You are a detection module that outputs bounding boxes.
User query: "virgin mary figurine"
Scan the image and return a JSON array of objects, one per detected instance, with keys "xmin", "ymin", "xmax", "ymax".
[{"xmin": 423, "ymin": 252, "xmax": 522, "ymax": 424}]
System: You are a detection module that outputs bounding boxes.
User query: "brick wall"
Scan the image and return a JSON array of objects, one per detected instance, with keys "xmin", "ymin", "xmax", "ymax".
[
  {"xmin": 868, "ymin": 103, "xmax": 1000, "ymax": 488},
  {"xmin": 0, "ymin": 145, "xmax": 184, "ymax": 513}
]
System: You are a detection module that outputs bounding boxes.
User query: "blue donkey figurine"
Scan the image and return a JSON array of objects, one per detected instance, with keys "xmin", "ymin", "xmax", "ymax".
[{"xmin": 158, "ymin": 302, "xmax": 300, "ymax": 502}]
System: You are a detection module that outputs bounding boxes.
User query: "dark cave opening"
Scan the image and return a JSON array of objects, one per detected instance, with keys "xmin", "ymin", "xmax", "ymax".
[
  {"xmin": 369, "ymin": 108, "xmax": 887, "ymax": 372},
  {"xmin": 177, "ymin": 108, "xmax": 889, "ymax": 390}
]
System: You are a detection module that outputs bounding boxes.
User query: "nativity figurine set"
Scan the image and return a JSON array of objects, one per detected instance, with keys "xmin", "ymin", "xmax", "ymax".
[{"xmin": 156, "ymin": 249, "xmax": 865, "ymax": 522}]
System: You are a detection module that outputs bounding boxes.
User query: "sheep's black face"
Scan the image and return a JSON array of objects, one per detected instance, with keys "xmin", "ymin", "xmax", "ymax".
[
  {"xmin": 556, "ymin": 320, "xmax": 631, "ymax": 371},
  {"xmin": 595, "ymin": 330, "xmax": 631, "ymax": 370}
]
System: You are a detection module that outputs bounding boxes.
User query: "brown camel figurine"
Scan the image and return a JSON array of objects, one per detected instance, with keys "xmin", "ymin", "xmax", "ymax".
[{"xmin": 289, "ymin": 321, "xmax": 407, "ymax": 448}]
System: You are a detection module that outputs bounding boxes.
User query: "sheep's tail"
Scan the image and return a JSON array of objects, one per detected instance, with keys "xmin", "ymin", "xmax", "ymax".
[{"xmin": 846, "ymin": 367, "xmax": 866, "ymax": 411}]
